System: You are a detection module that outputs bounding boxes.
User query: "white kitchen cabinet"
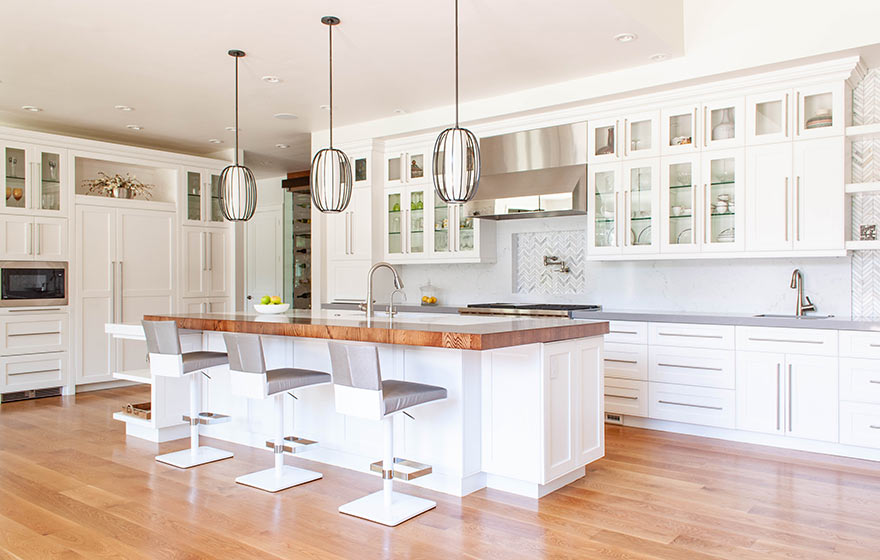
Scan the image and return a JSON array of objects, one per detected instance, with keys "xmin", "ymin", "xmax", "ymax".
[
  {"xmin": 1, "ymin": 141, "xmax": 67, "ymax": 215},
  {"xmin": 588, "ymin": 162, "xmax": 622, "ymax": 255},
  {"xmin": 746, "ymin": 143, "xmax": 793, "ymax": 251},
  {"xmin": 0, "ymin": 215, "xmax": 67, "ymax": 260},
  {"xmin": 327, "ymin": 187, "xmax": 371, "ymax": 261},
  {"xmin": 839, "ymin": 331, "xmax": 880, "ymax": 360},
  {"xmin": 590, "ymin": 112, "xmax": 659, "ymax": 162},
  {"xmin": 0, "ymin": 352, "xmax": 67, "ymax": 393},
  {"xmin": 182, "ymin": 168, "xmax": 225, "ymax": 226},
  {"xmin": 588, "ymin": 117, "xmax": 620, "ymax": 163},
  {"xmin": 701, "ymin": 98, "xmax": 745, "ymax": 150},
  {"xmin": 660, "ymin": 154, "xmax": 701, "ymax": 253},
  {"xmin": 182, "ymin": 228, "xmax": 207, "ymax": 297},
  {"xmin": 700, "ymin": 149, "xmax": 745, "ymax": 252},
  {"xmin": 648, "ymin": 346, "xmax": 735, "ymax": 389},
  {"xmin": 622, "ymin": 159, "xmax": 660, "ymax": 255},
  {"xmin": 746, "ymin": 90, "xmax": 793, "ymax": 145},
  {"xmin": 736, "ymin": 351, "xmax": 786, "ymax": 435},
  {"xmin": 604, "ymin": 342, "xmax": 647, "ymax": 380},
  {"xmin": 0, "ymin": 215, "xmax": 33, "ymax": 259},
  {"xmin": 736, "ymin": 326, "xmax": 838, "ymax": 356},
  {"xmin": 182, "ymin": 297, "xmax": 229, "ymax": 314},
  {"xmin": 0, "ymin": 312, "xmax": 68, "ymax": 356},
  {"xmin": 384, "ymin": 185, "xmax": 427, "ymax": 260},
  {"xmin": 182, "ymin": 226, "xmax": 231, "ymax": 300},
  {"xmin": 648, "ymin": 382, "xmax": 736, "ymax": 428},
  {"xmin": 794, "ymin": 82, "xmax": 845, "ymax": 139},
  {"xmin": 385, "ymin": 145, "xmax": 428, "ymax": 185},
  {"xmin": 649, "ymin": 322, "xmax": 735, "ymax": 350},
  {"xmin": 839, "ymin": 358, "xmax": 880, "ymax": 404},
  {"xmin": 839, "ymin": 401, "xmax": 880, "ymax": 449},
  {"xmin": 792, "ymin": 137, "xmax": 844, "ymax": 251},
  {"xmin": 605, "ymin": 321, "xmax": 648, "ymax": 344},
  {"xmin": 604, "ymin": 378, "xmax": 648, "ymax": 417},
  {"xmin": 661, "ymin": 103, "xmax": 701, "ymax": 156}
]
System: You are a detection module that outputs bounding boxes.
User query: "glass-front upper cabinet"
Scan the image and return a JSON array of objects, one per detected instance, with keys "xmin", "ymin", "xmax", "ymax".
[
  {"xmin": 795, "ymin": 83, "xmax": 844, "ymax": 138},
  {"xmin": 183, "ymin": 169, "xmax": 224, "ymax": 225},
  {"xmin": 623, "ymin": 160, "xmax": 660, "ymax": 254},
  {"xmin": 186, "ymin": 171, "xmax": 202, "ymax": 221},
  {"xmin": 386, "ymin": 148, "xmax": 427, "ymax": 185},
  {"xmin": 2, "ymin": 142, "xmax": 66, "ymax": 214},
  {"xmin": 352, "ymin": 153, "xmax": 370, "ymax": 186},
  {"xmin": 701, "ymin": 149, "xmax": 745, "ymax": 252},
  {"xmin": 623, "ymin": 111, "xmax": 660, "ymax": 159},
  {"xmin": 661, "ymin": 155, "xmax": 700, "ymax": 253},
  {"xmin": 588, "ymin": 118, "xmax": 620, "ymax": 163},
  {"xmin": 746, "ymin": 90, "xmax": 792, "ymax": 144},
  {"xmin": 702, "ymin": 98, "xmax": 744, "ymax": 150},
  {"xmin": 661, "ymin": 104, "xmax": 700, "ymax": 156},
  {"xmin": 587, "ymin": 163, "xmax": 621, "ymax": 255},
  {"xmin": 433, "ymin": 191, "xmax": 450, "ymax": 255},
  {"xmin": 385, "ymin": 186, "xmax": 427, "ymax": 259}
]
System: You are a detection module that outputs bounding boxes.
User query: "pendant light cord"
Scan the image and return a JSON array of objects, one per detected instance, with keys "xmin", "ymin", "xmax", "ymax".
[
  {"xmin": 234, "ymin": 55, "xmax": 240, "ymax": 165},
  {"xmin": 329, "ymin": 22, "xmax": 334, "ymax": 149},
  {"xmin": 455, "ymin": 0, "xmax": 459, "ymax": 128}
]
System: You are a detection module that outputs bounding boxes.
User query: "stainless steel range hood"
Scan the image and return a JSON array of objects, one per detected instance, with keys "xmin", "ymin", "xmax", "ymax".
[{"xmin": 462, "ymin": 122, "xmax": 587, "ymax": 220}]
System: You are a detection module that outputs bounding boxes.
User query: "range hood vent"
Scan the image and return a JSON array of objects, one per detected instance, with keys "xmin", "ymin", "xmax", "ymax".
[{"xmin": 462, "ymin": 122, "xmax": 587, "ymax": 220}]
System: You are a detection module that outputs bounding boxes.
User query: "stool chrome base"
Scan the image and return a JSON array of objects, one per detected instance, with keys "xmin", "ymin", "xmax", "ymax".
[
  {"xmin": 235, "ymin": 465, "xmax": 322, "ymax": 493},
  {"xmin": 339, "ymin": 490, "xmax": 436, "ymax": 527},
  {"xmin": 156, "ymin": 446, "xmax": 233, "ymax": 469}
]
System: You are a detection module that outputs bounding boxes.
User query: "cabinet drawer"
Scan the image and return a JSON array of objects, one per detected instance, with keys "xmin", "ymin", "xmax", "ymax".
[
  {"xmin": 0, "ymin": 314, "xmax": 68, "ymax": 356},
  {"xmin": 604, "ymin": 378, "xmax": 647, "ymax": 417},
  {"xmin": 605, "ymin": 321, "xmax": 648, "ymax": 344},
  {"xmin": 840, "ymin": 358, "xmax": 880, "ymax": 404},
  {"xmin": 604, "ymin": 342, "xmax": 647, "ymax": 380},
  {"xmin": 649, "ymin": 347, "xmax": 735, "ymax": 389},
  {"xmin": 839, "ymin": 401, "xmax": 880, "ymax": 449},
  {"xmin": 839, "ymin": 331, "xmax": 880, "ymax": 359},
  {"xmin": 649, "ymin": 323, "xmax": 734, "ymax": 349},
  {"xmin": 736, "ymin": 326, "xmax": 837, "ymax": 356},
  {"xmin": 1, "ymin": 353, "xmax": 66, "ymax": 391},
  {"xmin": 648, "ymin": 382, "xmax": 736, "ymax": 428}
]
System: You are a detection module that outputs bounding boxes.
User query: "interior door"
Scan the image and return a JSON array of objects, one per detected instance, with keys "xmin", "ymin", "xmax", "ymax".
[
  {"xmin": 745, "ymin": 144, "xmax": 792, "ymax": 251},
  {"xmin": 786, "ymin": 354, "xmax": 838, "ymax": 442},
  {"xmin": 76, "ymin": 205, "xmax": 116, "ymax": 383},
  {"xmin": 792, "ymin": 137, "xmax": 844, "ymax": 251},
  {"xmin": 246, "ymin": 209, "xmax": 282, "ymax": 305},
  {"xmin": 735, "ymin": 351, "xmax": 785, "ymax": 435}
]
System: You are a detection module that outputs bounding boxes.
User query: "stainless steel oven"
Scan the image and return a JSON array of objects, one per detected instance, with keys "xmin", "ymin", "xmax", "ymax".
[{"xmin": 0, "ymin": 261, "xmax": 68, "ymax": 307}]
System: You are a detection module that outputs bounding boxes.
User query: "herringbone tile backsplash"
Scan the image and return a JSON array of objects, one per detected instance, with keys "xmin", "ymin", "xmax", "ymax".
[
  {"xmin": 852, "ymin": 69, "xmax": 880, "ymax": 319},
  {"xmin": 513, "ymin": 230, "xmax": 586, "ymax": 294}
]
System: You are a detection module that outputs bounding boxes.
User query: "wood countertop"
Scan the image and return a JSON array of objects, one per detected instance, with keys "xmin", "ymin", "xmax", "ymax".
[{"xmin": 142, "ymin": 311, "xmax": 609, "ymax": 350}]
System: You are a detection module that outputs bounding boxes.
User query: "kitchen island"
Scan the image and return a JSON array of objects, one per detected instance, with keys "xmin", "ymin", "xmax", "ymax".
[{"xmin": 110, "ymin": 311, "xmax": 608, "ymax": 498}]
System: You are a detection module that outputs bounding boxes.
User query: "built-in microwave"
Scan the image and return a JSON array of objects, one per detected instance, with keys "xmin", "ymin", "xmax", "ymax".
[{"xmin": 0, "ymin": 261, "xmax": 68, "ymax": 307}]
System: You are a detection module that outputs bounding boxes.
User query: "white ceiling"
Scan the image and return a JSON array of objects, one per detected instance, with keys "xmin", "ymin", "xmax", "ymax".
[{"xmin": 0, "ymin": 0, "xmax": 683, "ymax": 177}]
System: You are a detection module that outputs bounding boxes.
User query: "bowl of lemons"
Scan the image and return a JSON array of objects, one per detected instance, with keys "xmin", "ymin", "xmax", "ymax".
[{"xmin": 253, "ymin": 295, "xmax": 290, "ymax": 314}]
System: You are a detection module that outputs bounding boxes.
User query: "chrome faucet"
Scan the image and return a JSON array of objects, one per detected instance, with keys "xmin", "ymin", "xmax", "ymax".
[
  {"xmin": 790, "ymin": 269, "xmax": 816, "ymax": 316},
  {"xmin": 363, "ymin": 262, "xmax": 404, "ymax": 317}
]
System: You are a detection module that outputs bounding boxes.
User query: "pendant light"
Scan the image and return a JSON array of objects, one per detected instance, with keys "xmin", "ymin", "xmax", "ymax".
[
  {"xmin": 310, "ymin": 16, "xmax": 353, "ymax": 214},
  {"xmin": 432, "ymin": 0, "xmax": 480, "ymax": 204},
  {"xmin": 219, "ymin": 49, "xmax": 257, "ymax": 221}
]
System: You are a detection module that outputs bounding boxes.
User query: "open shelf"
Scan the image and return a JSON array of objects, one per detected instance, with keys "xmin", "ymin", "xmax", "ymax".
[
  {"xmin": 846, "ymin": 240, "xmax": 880, "ymax": 251},
  {"xmin": 845, "ymin": 181, "xmax": 880, "ymax": 194},
  {"xmin": 112, "ymin": 369, "xmax": 152, "ymax": 385},
  {"xmin": 112, "ymin": 411, "xmax": 154, "ymax": 428},
  {"xmin": 74, "ymin": 155, "xmax": 178, "ymax": 204},
  {"xmin": 846, "ymin": 123, "xmax": 880, "ymax": 141}
]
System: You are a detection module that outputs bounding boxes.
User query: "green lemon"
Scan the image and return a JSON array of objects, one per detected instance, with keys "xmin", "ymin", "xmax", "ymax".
[
  {"xmin": 260, "ymin": 295, "xmax": 271, "ymax": 305},
  {"xmin": 392, "ymin": 203, "xmax": 400, "ymax": 212}
]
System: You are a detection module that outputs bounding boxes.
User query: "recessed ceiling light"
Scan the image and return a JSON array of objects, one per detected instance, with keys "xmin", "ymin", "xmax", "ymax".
[
  {"xmin": 393, "ymin": 109, "xmax": 407, "ymax": 114},
  {"xmin": 649, "ymin": 53, "xmax": 668, "ymax": 62},
  {"xmin": 21, "ymin": 105, "xmax": 42, "ymax": 112},
  {"xmin": 273, "ymin": 112, "xmax": 298, "ymax": 120},
  {"xmin": 208, "ymin": 138, "xmax": 223, "ymax": 144},
  {"xmin": 614, "ymin": 32, "xmax": 637, "ymax": 43},
  {"xmin": 125, "ymin": 124, "xmax": 143, "ymax": 130},
  {"xmin": 275, "ymin": 143, "xmax": 290, "ymax": 149},
  {"xmin": 261, "ymin": 75, "xmax": 282, "ymax": 84},
  {"xmin": 319, "ymin": 104, "xmax": 330, "ymax": 110},
  {"xmin": 225, "ymin": 126, "xmax": 239, "ymax": 132},
  {"xmin": 114, "ymin": 105, "xmax": 134, "ymax": 111}
]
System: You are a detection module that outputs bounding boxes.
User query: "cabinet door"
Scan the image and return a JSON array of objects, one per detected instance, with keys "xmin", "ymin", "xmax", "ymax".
[
  {"xmin": 661, "ymin": 103, "xmax": 701, "ymax": 155},
  {"xmin": 184, "ymin": 170, "xmax": 203, "ymax": 223},
  {"xmin": 325, "ymin": 209, "xmax": 349, "ymax": 259},
  {"xmin": 452, "ymin": 204, "xmax": 479, "ymax": 255},
  {"xmin": 795, "ymin": 83, "xmax": 844, "ymax": 139},
  {"xmin": 386, "ymin": 153, "xmax": 404, "ymax": 184},
  {"xmin": 745, "ymin": 144, "xmax": 793, "ymax": 251},
  {"xmin": 407, "ymin": 187, "xmax": 426, "ymax": 255},
  {"xmin": 1, "ymin": 143, "xmax": 31, "ymax": 212},
  {"xmin": 588, "ymin": 117, "xmax": 620, "ymax": 163},
  {"xmin": 622, "ymin": 159, "xmax": 660, "ymax": 254},
  {"xmin": 0, "ymin": 352, "xmax": 66, "ymax": 392},
  {"xmin": 587, "ymin": 163, "xmax": 622, "ymax": 255},
  {"xmin": 701, "ymin": 149, "xmax": 745, "ymax": 252},
  {"xmin": 327, "ymin": 261, "xmax": 371, "ymax": 301},
  {"xmin": 182, "ymin": 228, "xmax": 206, "ymax": 297},
  {"xmin": 542, "ymin": 341, "xmax": 576, "ymax": 482},
  {"xmin": 0, "ymin": 216, "xmax": 33, "ymax": 259},
  {"xmin": 207, "ymin": 298, "xmax": 228, "ymax": 313},
  {"xmin": 746, "ymin": 90, "xmax": 792, "ymax": 145},
  {"xmin": 77, "ymin": 205, "xmax": 116, "ymax": 384},
  {"xmin": 33, "ymin": 216, "xmax": 67, "ymax": 260},
  {"xmin": 183, "ymin": 298, "xmax": 206, "ymax": 314},
  {"xmin": 207, "ymin": 229, "xmax": 230, "ymax": 297},
  {"xmin": 735, "ymin": 351, "xmax": 785, "ymax": 435},
  {"xmin": 207, "ymin": 172, "xmax": 224, "ymax": 223},
  {"xmin": 792, "ymin": 137, "xmax": 844, "ymax": 251},
  {"xmin": 786, "ymin": 354, "xmax": 838, "ymax": 442},
  {"xmin": 432, "ymin": 191, "xmax": 452, "ymax": 256},
  {"xmin": 348, "ymin": 188, "xmax": 372, "ymax": 259},
  {"xmin": 623, "ymin": 111, "xmax": 660, "ymax": 159},
  {"xmin": 702, "ymin": 98, "xmax": 744, "ymax": 150},
  {"xmin": 385, "ymin": 190, "xmax": 404, "ymax": 257},
  {"xmin": 660, "ymin": 154, "xmax": 700, "ymax": 253},
  {"xmin": 34, "ymin": 146, "xmax": 65, "ymax": 213}
]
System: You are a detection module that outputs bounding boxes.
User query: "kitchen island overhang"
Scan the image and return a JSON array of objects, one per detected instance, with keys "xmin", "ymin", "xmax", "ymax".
[{"xmin": 117, "ymin": 311, "xmax": 609, "ymax": 498}]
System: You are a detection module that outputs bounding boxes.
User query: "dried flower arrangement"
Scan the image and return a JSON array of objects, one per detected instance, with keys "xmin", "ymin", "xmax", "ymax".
[{"xmin": 82, "ymin": 171, "xmax": 154, "ymax": 199}]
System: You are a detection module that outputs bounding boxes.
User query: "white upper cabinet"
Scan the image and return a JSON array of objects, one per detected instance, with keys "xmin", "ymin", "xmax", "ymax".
[
  {"xmin": 182, "ymin": 168, "xmax": 225, "ymax": 226},
  {"xmin": 622, "ymin": 159, "xmax": 660, "ymax": 255},
  {"xmin": 385, "ymin": 144, "xmax": 428, "ymax": 185},
  {"xmin": 702, "ymin": 98, "xmax": 745, "ymax": 150},
  {"xmin": 622, "ymin": 111, "xmax": 660, "ymax": 159},
  {"xmin": 746, "ymin": 143, "xmax": 793, "ymax": 251},
  {"xmin": 588, "ymin": 117, "xmax": 620, "ymax": 163},
  {"xmin": 327, "ymin": 187, "xmax": 372, "ymax": 262},
  {"xmin": 660, "ymin": 154, "xmax": 701, "ymax": 253},
  {"xmin": 661, "ymin": 103, "xmax": 701, "ymax": 156},
  {"xmin": 792, "ymin": 136, "xmax": 845, "ymax": 251},
  {"xmin": 2, "ymin": 141, "xmax": 67, "ymax": 215},
  {"xmin": 385, "ymin": 185, "xmax": 428, "ymax": 259},
  {"xmin": 0, "ymin": 215, "xmax": 67, "ymax": 260},
  {"xmin": 746, "ymin": 90, "xmax": 793, "ymax": 145},
  {"xmin": 588, "ymin": 163, "xmax": 622, "ymax": 255},
  {"xmin": 700, "ymin": 149, "xmax": 745, "ymax": 252},
  {"xmin": 795, "ymin": 82, "xmax": 845, "ymax": 139}
]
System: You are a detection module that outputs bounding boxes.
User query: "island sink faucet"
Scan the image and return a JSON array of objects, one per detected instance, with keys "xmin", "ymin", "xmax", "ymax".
[
  {"xmin": 362, "ymin": 262, "xmax": 404, "ymax": 317},
  {"xmin": 790, "ymin": 268, "xmax": 816, "ymax": 316}
]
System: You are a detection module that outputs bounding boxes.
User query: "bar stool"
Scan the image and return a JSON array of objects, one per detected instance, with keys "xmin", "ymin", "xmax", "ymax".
[
  {"xmin": 223, "ymin": 333, "xmax": 331, "ymax": 492},
  {"xmin": 143, "ymin": 320, "xmax": 233, "ymax": 469},
  {"xmin": 328, "ymin": 342, "xmax": 447, "ymax": 526}
]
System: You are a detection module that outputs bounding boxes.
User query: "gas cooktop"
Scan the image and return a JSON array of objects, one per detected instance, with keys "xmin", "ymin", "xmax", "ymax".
[{"xmin": 460, "ymin": 303, "xmax": 602, "ymax": 318}]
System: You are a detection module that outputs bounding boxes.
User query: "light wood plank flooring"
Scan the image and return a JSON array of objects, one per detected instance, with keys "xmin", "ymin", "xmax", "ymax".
[{"xmin": 1, "ymin": 385, "xmax": 879, "ymax": 559}]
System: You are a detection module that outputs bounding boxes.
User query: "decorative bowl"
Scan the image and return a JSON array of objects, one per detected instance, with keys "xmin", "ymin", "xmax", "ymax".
[{"xmin": 253, "ymin": 303, "xmax": 290, "ymax": 314}]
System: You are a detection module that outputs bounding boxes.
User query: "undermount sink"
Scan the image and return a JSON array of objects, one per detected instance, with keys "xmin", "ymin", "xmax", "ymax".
[{"xmin": 753, "ymin": 314, "xmax": 834, "ymax": 320}]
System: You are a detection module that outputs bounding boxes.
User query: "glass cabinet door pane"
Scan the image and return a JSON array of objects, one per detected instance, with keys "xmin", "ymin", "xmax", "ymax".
[
  {"xmin": 709, "ymin": 106, "xmax": 736, "ymax": 141},
  {"xmin": 629, "ymin": 119, "xmax": 652, "ymax": 154},
  {"xmin": 803, "ymin": 92, "xmax": 833, "ymax": 131},
  {"xmin": 668, "ymin": 162, "xmax": 695, "ymax": 245},
  {"xmin": 409, "ymin": 190, "xmax": 424, "ymax": 253},
  {"xmin": 668, "ymin": 113, "xmax": 694, "ymax": 147},
  {"xmin": 755, "ymin": 100, "xmax": 783, "ymax": 137},
  {"xmin": 594, "ymin": 125, "xmax": 616, "ymax": 157},
  {"xmin": 388, "ymin": 193, "xmax": 402, "ymax": 254},
  {"xmin": 39, "ymin": 151, "xmax": 61, "ymax": 211},
  {"xmin": 354, "ymin": 157, "xmax": 368, "ymax": 183},
  {"xmin": 629, "ymin": 166, "xmax": 653, "ymax": 246},
  {"xmin": 593, "ymin": 170, "xmax": 617, "ymax": 248},
  {"xmin": 186, "ymin": 171, "xmax": 201, "ymax": 221},
  {"xmin": 708, "ymin": 157, "xmax": 736, "ymax": 244},
  {"xmin": 409, "ymin": 154, "xmax": 424, "ymax": 180},
  {"xmin": 433, "ymin": 192, "xmax": 449, "ymax": 253},
  {"xmin": 459, "ymin": 209, "xmax": 474, "ymax": 252},
  {"xmin": 209, "ymin": 174, "xmax": 223, "ymax": 222},
  {"xmin": 388, "ymin": 156, "xmax": 401, "ymax": 182},
  {"xmin": 5, "ymin": 147, "xmax": 27, "ymax": 209}
]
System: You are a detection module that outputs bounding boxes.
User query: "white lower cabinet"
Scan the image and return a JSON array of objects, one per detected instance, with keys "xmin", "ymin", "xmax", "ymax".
[
  {"xmin": 182, "ymin": 297, "xmax": 228, "ymax": 314},
  {"xmin": 0, "ymin": 215, "xmax": 67, "ymax": 260},
  {"xmin": 604, "ymin": 342, "xmax": 647, "ymax": 380},
  {"xmin": 605, "ymin": 378, "xmax": 648, "ymax": 417},
  {"xmin": 839, "ymin": 402, "xmax": 880, "ymax": 448},
  {"xmin": 649, "ymin": 346, "xmax": 735, "ymax": 389},
  {"xmin": 0, "ymin": 352, "xmax": 67, "ymax": 393},
  {"xmin": 0, "ymin": 308, "xmax": 69, "ymax": 394},
  {"xmin": 648, "ymin": 382, "xmax": 736, "ymax": 428}
]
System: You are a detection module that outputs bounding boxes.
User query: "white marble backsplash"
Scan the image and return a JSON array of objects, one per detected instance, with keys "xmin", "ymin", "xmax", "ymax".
[{"xmin": 513, "ymin": 230, "xmax": 586, "ymax": 294}]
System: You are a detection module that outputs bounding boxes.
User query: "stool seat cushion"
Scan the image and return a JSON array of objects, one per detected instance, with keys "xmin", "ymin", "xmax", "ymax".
[
  {"xmin": 182, "ymin": 351, "xmax": 229, "ymax": 373},
  {"xmin": 266, "ymin": 368, "xmax": 331, "ymax": 395},
  {"xmin": 381, "ymin": 380, "xmax": 447, "ymax": 416}
]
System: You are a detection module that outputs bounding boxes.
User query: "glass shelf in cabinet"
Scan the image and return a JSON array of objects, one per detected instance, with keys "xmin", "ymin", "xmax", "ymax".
[
  {"xmin": 630, "ymin": 216, "xmax": 651, "ymax": 221},
  {"xmin": 711, "ymin": 212, "xmax": 735, "ymax": 217},
  {"xmin": 669, "ymin": 184, "xmax": 693, "ymax": 189},
  {"xmin": 41, "ymin": 179, "xmax": 61, "ymax": 184},
  {"xmin": 710, "ymin": 180, "xmax": 735, "ymax": 186},
  {"xmin": 669, "ymin": 214, "xmax": 693, "ymax": 219},
  {"xmin": 596, "ymin": 218, "xmax": 616, "ymax": 223},
  {"xmin": 5, "ymin": 176, "xmax": 25, "ymax": 181}
]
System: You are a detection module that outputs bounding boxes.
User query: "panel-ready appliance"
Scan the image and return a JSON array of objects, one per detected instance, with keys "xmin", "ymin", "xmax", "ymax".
[
  {"xmin": 0, "ymin": 261, "xmax": 68, "ymax": 307},
  {"xmin": 460, "ymin": 303, "xmax": 600, "ymax": 318}
]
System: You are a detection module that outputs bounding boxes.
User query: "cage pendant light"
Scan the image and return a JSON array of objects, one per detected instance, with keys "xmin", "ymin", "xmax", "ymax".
[
  {"xmin": 433, "ymin": 0, "xmax": 480, "ymax": 205},
  {"xmin": 311, "ymin": 16, "xmax": 353, "ymax": 214},
  {"xmin": 219, "ymin": 49, "xmax": 257, "ymax": 221}
]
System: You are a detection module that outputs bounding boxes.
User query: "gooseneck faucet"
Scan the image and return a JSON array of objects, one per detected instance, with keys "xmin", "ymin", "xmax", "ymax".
[
  {"xmin": 790, "ymin": 269, "xmax": 816, "ymax": 316},
  {"xmin": 364, "ymin": 262, "xmax": 404, "ymax": 317}
]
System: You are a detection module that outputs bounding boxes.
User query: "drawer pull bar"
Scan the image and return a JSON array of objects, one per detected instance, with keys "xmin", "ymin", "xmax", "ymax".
[
  {"xmin": 8, "ymin": 368, "xmax": 61, "ymax": 376},
  {"xmin": 658, "ymin": 400, "xmax": 722, "ymax": 411},
  {"xmin": 605, "ymin": 394, "xmax": 638, "ymax": 400},
  {"xmin": 605, "ymin": 358, "xmax": 638, "ymax": 364},
  {"xmin": 657, "ymin": 362, "xmax": 723, "ymax": 372},
  {"xmin": 610, "ymin": 330, "xmax": 638, "ymax": 335},
  {"xmin": 870, "ymin": 344, "xmax": 880, "ymax": 348},
  {"xmin": 748, "ymin": 337, "xmax": 822, "ymax": 345},
  {"xmin": 870, "ymin": 425, "xmax": 880, "ymax": 430},
  {"xmin": 870, "ymin": 380, "xmax": 880, "ymax": 384},
  {"xmin": 7, "ymin": 308, "xmax": 62, "ymax": 313},
  {"xmin": 658, "ymin": 332, "xmax": 723, "ymax": 339},
  {"xmin": 7, "ymin": 331, "xmax": 61, "ymax": 337}
]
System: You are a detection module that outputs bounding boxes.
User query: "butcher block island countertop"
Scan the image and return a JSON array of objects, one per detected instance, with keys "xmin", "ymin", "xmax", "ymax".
[{"xmin": 142, "ymin": 310, "xmax": 609, "ymax": 350}]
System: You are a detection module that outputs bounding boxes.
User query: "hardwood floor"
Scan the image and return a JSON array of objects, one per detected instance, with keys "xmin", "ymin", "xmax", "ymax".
[{"xmin": 1, "ymin": 386, "xmax": 879, "ymax": 559}]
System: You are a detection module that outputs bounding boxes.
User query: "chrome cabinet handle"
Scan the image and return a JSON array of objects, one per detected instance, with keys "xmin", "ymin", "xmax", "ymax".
[
  {"xmin": 747, "ymin": 337, "xmax": 822, "ymax": 345},
  {"xmin": 657, "ymin": 332, "xmax": 722, "ymax": 339},
  {"xmin": 119, "ymin": 261, "xmax": 124, "ymax": 321},
  {"xmin": 8, "ymin": 308, "xmax": 61, "ymax": 312},
  {"xmin": 35, "ymin": 221, "xmax": 41, "ymax": 256},
  {"xmin": 27, "ymin": 222, "xmax": 33, "ymax": 255},
  {"xmin": 111, "ymin": 261, "xmax": 117, "ymax": 322},
  {"xmin": 658, "ymin": 400, "xmax": 722, "ymax": 411},
  {"xmin": 8, "ymin": 367, "xmax": 61, "ymax": 376},
  {"xmin": 349, "ymin": 212, "xmax": 355, "ymax": 255},
  {"xmin": 869, "ymin": 380, "xmax": 880, "ymax": 384},
  {"xmin": 776, "ymin": 364, "xmax": 782, "ymax": 431},
  {"xmin": 784, "ymin": 93, "xmax": 790, "ymax": 137},
  {"xmin": 610, "ymin": 330, "xmax": 638, "ymax": 335},
  {"xmin": 870, "ymin": 425, "xmax": 880, "ymax": 430},
  {"xmin": 657, "ymin": 362, "xmax": 723, "ymax": 372},
  {"xmin": 623, "ymin": 118, "xmax": 628, "ymax": 157},
  {"xmin": 795, "ymin": 176, "xmax": 800, "ymax": 242},
  {"xmin": 784, "ymin": 177, "xmax": 789, "ymax": 242},
  {"xmin": 703, "ymin": 183, "xmax": 709, "ymax": 244},
  {"xmin": 795, "ymin": 92, "xmax": 800, "ymax": 135},
  {"xmin": 614, "ymin": 192, "xmax": 619, "ymax": 247},
  {"xmin": 788, "ymin": 364, "xmax": 793, "ymax": 432},
  {"xmin": 605, "ymin": 358, "xmax": 638, "ymax": 364},
  {"xmin": 207, "ymin": 232, "xmax": 213, "ymax": 271},
  {"xmin": 703, "ymin": 106, "xmax": 708, "ymax": 147},
  {"xmin": 693, "ymin": 107, "xmax": 698, "ymax": 149},
  {"xmin": 7, "ymin": 331, "xmax": 61, "ymax": 337},
  {"xmin": 605, "ymin": 394, "xmax": 638, "ymax": 400},
  {"xmin": 201, "ymin": 231, "xmax": 207, "ymax": 271}
]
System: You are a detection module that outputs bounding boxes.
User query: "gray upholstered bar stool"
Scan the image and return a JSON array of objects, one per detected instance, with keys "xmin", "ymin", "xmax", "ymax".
[
  {"xmin": 328, "ymin": 342, "xmax": 447, "ymax": 526},
  {"xmin": 143, "ymin": 320, "xmax": 233, "ymax": 469},
  {"xmin": 224, "ymin": 333, "xmax": 331, "ymax": 492}
]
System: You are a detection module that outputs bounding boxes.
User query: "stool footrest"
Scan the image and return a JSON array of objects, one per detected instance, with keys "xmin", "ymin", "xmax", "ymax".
[
  {"xmin": 370, "ymin": 458, "xmax": 432, "ymax": 481},
  {"xmin": 182, "ymin": 412, "xmax": 231, "ymax": 426},
  {"xmin": 265, "ymin": 436, "xmax": 317, "ymax": 454}
]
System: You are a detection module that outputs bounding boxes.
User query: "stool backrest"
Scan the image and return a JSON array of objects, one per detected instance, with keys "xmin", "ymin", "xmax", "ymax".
[
  {"xmin": 328, "ymin": 342, "xmax": 384, "ymax": 420},
  {"xmin": 143, "ymin": 320, "xmax": 181, "ymax": 355},
  {"xmin": 223, "ymin": 333, "xmax": 267, "ymax": 374}
]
